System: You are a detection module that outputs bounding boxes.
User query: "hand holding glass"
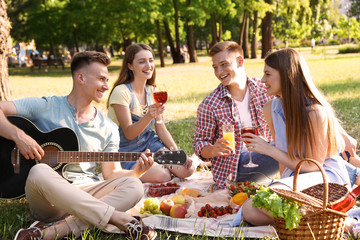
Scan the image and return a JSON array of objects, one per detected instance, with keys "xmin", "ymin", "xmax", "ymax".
[
  {"xmin": 222, "ymin": 124, "xmax": 235, "ymax": 154},
  {"xmin": 152, "ymin": 85, "xmax": 168, "ymax": 124},
  {"xmin": 241, "ymin": 123, "xmax": 258, "ymax": 168}
]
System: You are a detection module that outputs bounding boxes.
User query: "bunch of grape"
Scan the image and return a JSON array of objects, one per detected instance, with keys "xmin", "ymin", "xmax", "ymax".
[{"xmin": 139, "ymin": 198, "xmax": 163, "ymax": 215}]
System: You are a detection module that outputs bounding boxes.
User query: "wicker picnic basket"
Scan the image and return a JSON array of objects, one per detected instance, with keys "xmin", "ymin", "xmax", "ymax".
[{"xmin": 271, "ymin": 159, "xmax": 348, "ymax": 240}]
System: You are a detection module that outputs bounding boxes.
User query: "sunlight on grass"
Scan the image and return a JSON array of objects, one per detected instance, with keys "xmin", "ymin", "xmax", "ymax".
[{"xmin": 3, "ymin": 49, "xmax": 360, "ymax": 240}]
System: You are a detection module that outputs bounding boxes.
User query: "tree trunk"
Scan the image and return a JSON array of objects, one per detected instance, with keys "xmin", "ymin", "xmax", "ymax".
[
  {"xmin": 185, "ymin": 0, "xmax": 198, "ymax": 63},
  {"xmin": 172, "ymin": 0, "xmax": 182, "ymax": 63},
  {"xmin": 242, "ymin": 13, "xmax": 250, "ymax": 58},
  {"xmin": 186, "ymin": 23, "xmax": 198, "ymax": 63},
  {"xmin": 238, "ymin": 11, "xmax": 248, "ymax": 48},
  {"xmin": 163, "ymin": 20, "xmax": 178, "ymax": 64},
  {"xmin": 210, "ymin": 13, "xmax": 217, "ymax": 48},
  {"xmin": 261, "ymin": 0, "xmax": 273, "ymax": 58},
  {"xmin": 251, "ymin": 11, "xmax": 258, "ymax": 59},
  {"xmin": 155, "ymin": 20, "xmax": 165, "ymax": 68},
  {"xmin": 0, "ymin": 0, "xmax": 12, "ymax": 101}
]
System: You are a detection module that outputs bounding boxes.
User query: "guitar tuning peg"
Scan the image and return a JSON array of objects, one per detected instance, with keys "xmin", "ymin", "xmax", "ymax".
[
  {"xmin": 169, "ymin": 165, "xmax": 173, "ymax": 169},
  {"xmin": 170, "ymin": 146, "xmax": 174, "ymax": 150}
]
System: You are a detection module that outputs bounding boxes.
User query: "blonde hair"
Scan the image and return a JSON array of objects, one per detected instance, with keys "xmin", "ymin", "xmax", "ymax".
[{"xmin": 265, "ymin": 48, "xmax": 342, "ymax": 160}]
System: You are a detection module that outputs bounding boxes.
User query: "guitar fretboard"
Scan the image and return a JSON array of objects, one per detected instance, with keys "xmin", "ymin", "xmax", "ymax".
[{"xmin": 57, "ymin": 151, "xmax": 151, "ymax": 163}]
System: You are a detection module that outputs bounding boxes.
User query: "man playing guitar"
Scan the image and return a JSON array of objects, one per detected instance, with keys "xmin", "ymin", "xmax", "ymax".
[{"xmin": 0, "ymin": 51, "xmax": 157, "ymax": 240}]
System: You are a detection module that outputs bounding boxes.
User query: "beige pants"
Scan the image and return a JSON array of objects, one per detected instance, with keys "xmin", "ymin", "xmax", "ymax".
[{"xmin": 25, "ymin": 164, "xmax": 143, "ymax": 237}]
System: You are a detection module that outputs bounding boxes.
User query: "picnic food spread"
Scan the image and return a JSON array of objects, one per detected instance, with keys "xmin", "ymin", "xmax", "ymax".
[{"xmin": 141, "ymin": 181, "xmax": 260, "ymax": 220}]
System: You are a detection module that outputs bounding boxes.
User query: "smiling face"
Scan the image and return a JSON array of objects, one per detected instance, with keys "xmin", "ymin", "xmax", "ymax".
[
  {"xmin": 80, "ymin": 62, "xmax": 110, "ymax": 103},
  {"xmin": 211, "ymin": 50, "xmax": 244, "ymax": 87},
  {"xmin": 128, "ymin": 50, "xmax": 155, "ymax": 81},
  {"xmin": 261, "ymin": 63, "xmax": 282, "ymax": 97}
]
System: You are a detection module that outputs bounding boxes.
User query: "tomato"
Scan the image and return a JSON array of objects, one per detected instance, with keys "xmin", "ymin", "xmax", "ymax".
[{"xmin": 244, "ymin": 181, "xmax": 249, "ymax": 186}]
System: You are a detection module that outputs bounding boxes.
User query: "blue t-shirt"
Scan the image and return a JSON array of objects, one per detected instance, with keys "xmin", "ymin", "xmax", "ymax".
[{"xmin": 13, "ymin": 96, "xmax": 120, "ymax": 183}]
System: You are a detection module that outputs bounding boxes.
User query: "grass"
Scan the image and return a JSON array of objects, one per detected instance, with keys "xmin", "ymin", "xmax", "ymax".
[{"xmin": 2, "ymin": 46, "xmax": 360, "ymax": 239}]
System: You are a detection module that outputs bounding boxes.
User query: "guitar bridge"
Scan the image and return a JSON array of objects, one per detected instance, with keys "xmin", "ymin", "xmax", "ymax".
[{"xmin": 11, "ymin": 146, "xmax": 21, "ymax": 174}]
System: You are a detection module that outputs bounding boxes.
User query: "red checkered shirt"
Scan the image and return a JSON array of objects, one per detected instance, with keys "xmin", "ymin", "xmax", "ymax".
[{"xmin": 193, "ymin": 77, "xmax": 273, "ymax": 188}]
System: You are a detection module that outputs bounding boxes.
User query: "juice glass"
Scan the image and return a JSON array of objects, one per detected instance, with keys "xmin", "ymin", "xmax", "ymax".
[{"xmin": 223, "ymin": 124, "xmax": 235, "ymax": 152}]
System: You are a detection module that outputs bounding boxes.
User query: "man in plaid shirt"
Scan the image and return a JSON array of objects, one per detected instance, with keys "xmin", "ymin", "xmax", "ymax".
[{"xmin": 193, "ymin": 41, "xmax": 279, "ymax": 188}]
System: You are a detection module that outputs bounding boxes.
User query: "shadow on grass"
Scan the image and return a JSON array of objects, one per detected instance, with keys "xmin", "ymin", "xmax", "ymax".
[{"xmin": 8, "ymin": 65, "xmax": 122, "ymax": 77}]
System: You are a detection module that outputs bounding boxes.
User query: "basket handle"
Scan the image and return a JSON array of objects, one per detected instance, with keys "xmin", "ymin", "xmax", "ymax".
[{"xmin": 293, "ymin": 158, "xmax": 328, "ymax": 209}]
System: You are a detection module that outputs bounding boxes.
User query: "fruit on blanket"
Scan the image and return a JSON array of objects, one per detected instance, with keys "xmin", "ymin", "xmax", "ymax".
[
  {"xmin": 170, "ymin": 204, "xmax": 187, "ymax": 218},
  {"xmin": 181, "ymin": 188, "xmax": 200, "ymax": 197},
  {"xmin": 232, "ymin": 192, "xmax": 248, "ymax": 206},
  {"xmin": 228, "ymin": 181, "xmax": 260, "ymax": 197},
  {"xmin": 140, "ymin": 198, "xmax": 163, "ymax": 215},
  {"xmin": 197, "ymin": 204, "xmax": 238, "ymax": 218},
  {"xmin": 148, "ymin": 182, "xmax": 180, "ymax": 197},
  {"xmin": 160, "ymin": 199, "xmax": 175, "ymax": 216},
  {"xmin": 171, "ymin": 195, "xmax": 186, "ymax": 205}
]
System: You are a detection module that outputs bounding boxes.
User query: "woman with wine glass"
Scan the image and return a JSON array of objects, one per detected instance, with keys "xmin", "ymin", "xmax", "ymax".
[
  {"xmin": 242, "ymin": 48, "xmax": 352, "ymax": 226},
  {"xmin": 106, "ymin": 43, "xmax": 194, "ymax": 183}
]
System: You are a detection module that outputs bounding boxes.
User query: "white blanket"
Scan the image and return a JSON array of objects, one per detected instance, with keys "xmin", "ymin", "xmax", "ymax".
[{"xmin": 126, "ymin": 171, "xmax": 278, "ymax": 238}]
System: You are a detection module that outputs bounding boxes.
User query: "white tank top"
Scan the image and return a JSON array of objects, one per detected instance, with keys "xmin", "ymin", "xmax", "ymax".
[{"xmin": 234, "ymin": 87, "xmax": 252, "ymax": 126}]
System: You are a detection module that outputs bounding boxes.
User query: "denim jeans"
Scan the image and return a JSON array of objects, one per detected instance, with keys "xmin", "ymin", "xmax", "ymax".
[
  {"xmin": 236, "ymin": 151, "xmax": 279, "ymax": 184},
  {"xmin": 341, "ymin": 151, "xmax": 360, "ymax": 186}
]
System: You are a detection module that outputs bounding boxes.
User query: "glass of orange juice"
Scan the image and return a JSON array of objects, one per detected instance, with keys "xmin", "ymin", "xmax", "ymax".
[{"xmin": 222, "ymin": 124, "xmax": 235, "ymax": 153}]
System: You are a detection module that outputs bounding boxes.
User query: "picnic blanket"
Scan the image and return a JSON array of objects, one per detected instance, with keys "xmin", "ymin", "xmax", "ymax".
[{"xmin": 126, "ymin": 171, "xmax": 278, "ymax": 238}]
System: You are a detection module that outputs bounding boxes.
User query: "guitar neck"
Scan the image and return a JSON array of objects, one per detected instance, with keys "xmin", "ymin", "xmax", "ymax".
[{"xmin": 57, "ymin": 151, "xmax": 151, "ymax": 163}]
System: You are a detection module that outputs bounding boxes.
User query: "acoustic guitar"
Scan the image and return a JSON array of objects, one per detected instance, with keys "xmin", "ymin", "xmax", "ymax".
[{"xmin": 0, "ymin": 116, "xmax": 186, "ymax": 200}]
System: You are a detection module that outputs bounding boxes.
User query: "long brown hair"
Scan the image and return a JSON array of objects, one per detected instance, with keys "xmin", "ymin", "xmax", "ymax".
[
  {"xmin": 265, "ymin": 48, "xmax": 341, "ymax": 160},
  {"xmin": 107, "ymin": 43, "xmax": 156, "ymax": 108}
]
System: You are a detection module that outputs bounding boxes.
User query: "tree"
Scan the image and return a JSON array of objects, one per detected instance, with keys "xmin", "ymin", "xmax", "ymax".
[
  {"xmin": 261, "ymin": 0, "xmax": 273, "ymax": 58},
  {"xmin": 350, "ymin": 0, "xmax": 360, "ymax": 16},
  {"xmin": 272, "ymin": 0, "xmax": 312, "ymax": 45},
  {"xmin": 183, "ymin": 0, "xmax": 207, "ymax": 63},
  {"xmin": 0, "ymin": 0, "xmax": 12, "ymax": 101}
]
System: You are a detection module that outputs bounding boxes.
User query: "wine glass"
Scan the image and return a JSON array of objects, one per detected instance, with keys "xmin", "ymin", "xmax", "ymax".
[
  {"xmin": 152, "ymin": 84, "xmax": 168, "ymax": 124},
  {"xmin": 241, "ymin": 122, "xmax": 259, "ymax": 168}
]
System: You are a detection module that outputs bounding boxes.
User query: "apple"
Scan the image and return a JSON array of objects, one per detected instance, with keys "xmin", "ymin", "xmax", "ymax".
[
  {"xmin": 170, "ymin": 204, "xmax": 187, "ymax": 218},
  {"xmin": 171, "ymin": 195, "xmax": 186, "ymax": 205},
  {"xmin": 160, "ymin": 199, "xmax": 175, "ymax": 216}
]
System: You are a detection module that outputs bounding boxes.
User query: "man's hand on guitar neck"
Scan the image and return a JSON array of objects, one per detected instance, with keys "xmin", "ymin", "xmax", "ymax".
[
  {"xmin": 132, "ymin": 149, "xmax": 154, "ymax": 178},
  {"xmin": 15, "ymin": 130, "xmax": 44, "ymax": 160}
]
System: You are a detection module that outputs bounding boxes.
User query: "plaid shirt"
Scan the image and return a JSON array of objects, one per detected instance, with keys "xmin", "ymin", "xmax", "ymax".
[{"xmin": 193, "ymin": 77, "xmax": 273, "ymax": 188}]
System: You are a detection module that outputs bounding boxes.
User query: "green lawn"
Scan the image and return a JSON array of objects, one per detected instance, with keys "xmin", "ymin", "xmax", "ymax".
[{"xmin": 1, "ymin": 46, "xmax": 360, "ymax": 239}]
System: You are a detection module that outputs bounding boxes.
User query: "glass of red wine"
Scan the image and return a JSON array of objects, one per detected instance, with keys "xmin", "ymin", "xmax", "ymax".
[
  {"xmin": 241, "ymin": 122, "xmax": 259, "ymax": 168},
  {"xmin": 152, "ymin": 85, "xmax": 168, "ymax": 124}
]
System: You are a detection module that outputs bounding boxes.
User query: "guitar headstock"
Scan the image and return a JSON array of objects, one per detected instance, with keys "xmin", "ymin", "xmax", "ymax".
[{"xmin": 153, "ymin": 150, "xmax": 187, "ymax": 166}]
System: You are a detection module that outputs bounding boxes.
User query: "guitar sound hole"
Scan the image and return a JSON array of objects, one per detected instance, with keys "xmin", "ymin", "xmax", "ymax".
[{"xmin": 41, "ymin": 145, "xmax": 61, "ymax": 169}]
